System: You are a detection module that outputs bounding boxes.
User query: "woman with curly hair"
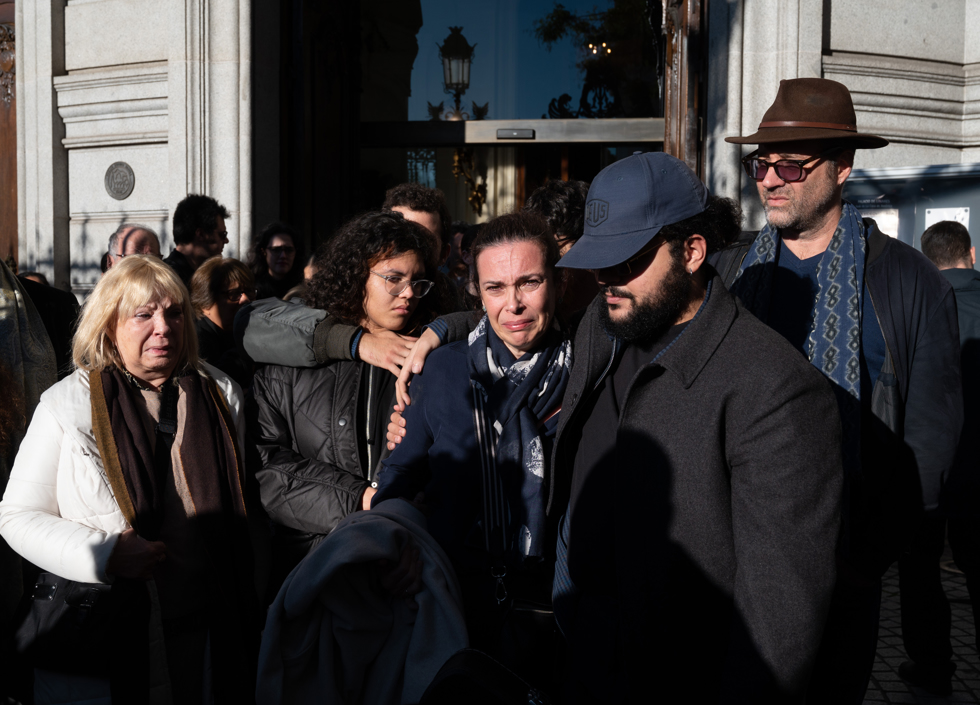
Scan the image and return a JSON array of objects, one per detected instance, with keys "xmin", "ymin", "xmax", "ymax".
[
  {"xmin": 250, "ymin": 211, "xmax": 446, "ymax": 596},
  {"xmin": 246, "ymin": 222, "xmax": 305, "ymax": 300}
]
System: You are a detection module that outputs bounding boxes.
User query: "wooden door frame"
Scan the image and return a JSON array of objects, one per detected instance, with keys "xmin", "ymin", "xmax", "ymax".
[{"xmin": 663, "ymin": 0, "xmax": 707, "ymax": 176}]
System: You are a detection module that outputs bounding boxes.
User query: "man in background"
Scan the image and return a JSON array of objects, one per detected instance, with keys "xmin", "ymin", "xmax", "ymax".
[
  {"xmin": 900, "ymin": 220, "xmax": 980, "ymax": 695},
  {"xmin": 106, "ymin": 223, "xmax": 161, "ymax": 270},
  {"xmin": 523, "ymin": 179, "xmax": 594, "ymax": 315},
  {"xmin": 383, "ymin": 183, "xmax": 452, "ymax": 268},
  {"xmin": 720, "ymin": 77, "xmax": 963, "ymax": 704},
  {"xmin": 164, "ymin": 194, "xmax": 230, "ymax": 285}
]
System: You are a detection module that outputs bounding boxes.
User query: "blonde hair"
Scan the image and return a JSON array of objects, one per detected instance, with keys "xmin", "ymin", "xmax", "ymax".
[
  {"xmin": 189, "ymin": 257, "xmax": 255, "ymax": 315},
  {"xmin": 72, "ymin": 255, "xmax": 199, "ymax": 372}
]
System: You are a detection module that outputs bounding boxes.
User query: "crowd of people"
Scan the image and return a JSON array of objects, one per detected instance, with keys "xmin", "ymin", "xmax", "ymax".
[{"xmin": 0, "ymin": 77, "xmax": 976, "ymax": 705}]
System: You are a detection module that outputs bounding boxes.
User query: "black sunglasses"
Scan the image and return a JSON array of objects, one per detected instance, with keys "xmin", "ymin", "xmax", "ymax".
[{"xmin": 741, "ymin": 148, "xmax": 842, "ymax": 183}]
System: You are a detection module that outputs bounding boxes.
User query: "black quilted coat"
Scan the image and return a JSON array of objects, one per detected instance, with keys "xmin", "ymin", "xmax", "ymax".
[{"xmin": 251, "ymin": 360, "xmax": 395, "ymax": 584}]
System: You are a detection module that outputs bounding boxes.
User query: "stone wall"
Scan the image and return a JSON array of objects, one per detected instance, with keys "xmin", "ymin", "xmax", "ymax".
[
  {"xmin": 705, "ymin": 0, "xmax": 980, "ymax": 229},
  {"xmin": 18, "ymin": 0, "xmax": 252, "ymax": 298}
]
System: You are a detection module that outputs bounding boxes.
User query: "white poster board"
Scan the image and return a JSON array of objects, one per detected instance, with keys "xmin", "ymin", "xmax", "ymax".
[
  {"xmin": 857, "ymin": 208, "xmax": 900, "ymax": 238},
  {"xmin": 925, "ymin": 207, "xmax": 970, "ymax": 231}
]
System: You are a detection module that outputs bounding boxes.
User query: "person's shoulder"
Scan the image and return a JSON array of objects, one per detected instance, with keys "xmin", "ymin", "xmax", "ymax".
[
  {"xmin": 867, "ymin": 221, "xmax": 944, "ymax": 278},
  {"xmin": 719, "ymin": 298, "xmax": 828, "ymax": 384},
  {"xmin": 40, "ymin": 368, "xmax": 89, "ymax": 403},
  {"xmin": 200, "ymin": 361, "xmax": 244, "ymax": 411},
  {"xmin": 38, "ymin": 368, "xmax": 92, "ymax": 428},
  {"xmin": 421, "ymin": 341, "xmax": 469, "ymax": 378},
  {"xmin": 20, "ymin": 277, "xmax": 79, "ymax": 311}
]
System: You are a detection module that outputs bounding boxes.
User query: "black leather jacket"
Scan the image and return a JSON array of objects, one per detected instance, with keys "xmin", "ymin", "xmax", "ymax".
[{"xmin": 251, "ymin": 359, "xmax": 396, "ymax": 578}]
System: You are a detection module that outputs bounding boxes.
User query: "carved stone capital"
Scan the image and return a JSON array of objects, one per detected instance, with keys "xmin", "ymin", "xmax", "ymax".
[{"xmin": 0, "ymin": 23, "xmax": 13, "ymax": 105}]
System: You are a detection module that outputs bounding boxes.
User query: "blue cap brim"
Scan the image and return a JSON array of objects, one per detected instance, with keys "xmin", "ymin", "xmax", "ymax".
[{"xmin": 556, "ymin": 229, "xmax": 661, "ymax": 270}]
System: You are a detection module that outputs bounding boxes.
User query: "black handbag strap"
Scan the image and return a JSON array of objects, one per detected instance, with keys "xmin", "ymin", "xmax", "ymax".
[
  {"xmin": 471, "ymin": 382, "xmax": 509, "ymax": 605},
  {"xmin": 153, "ymin": 380, "xmax": 179, "ymax": 473}
]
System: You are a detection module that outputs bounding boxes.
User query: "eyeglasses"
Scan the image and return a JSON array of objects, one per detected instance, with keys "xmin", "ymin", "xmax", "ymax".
[
  {"xmin": 741, "ymin": 149, "xmax": 841, "ymax": 183},
  {"xmin": 266, "ymin": 246, "xmax": 296, "ymax": 255},
  {"xmin": 223, "ymin": 286, "xmax": 257, "ymax": 302},
  {"xmin": 370, "ymin": 271, "xmax": 434, "ymax": 298},
  {"xmin": 593, "ymin": 237, "xmax": 666, "ymax": 281}
]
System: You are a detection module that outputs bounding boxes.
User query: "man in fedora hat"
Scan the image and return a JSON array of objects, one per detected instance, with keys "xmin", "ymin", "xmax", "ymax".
[
  {"xmin": 719, "ymin": 77, "xmax": 963, "ymax": 703},
  {"xmin": 389, "ymin": 152, "xmax": 844, "ymax": 702}
]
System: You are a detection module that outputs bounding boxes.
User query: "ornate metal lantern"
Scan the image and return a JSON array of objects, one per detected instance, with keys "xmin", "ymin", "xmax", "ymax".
[{"xmin": 438, "ymin": 27, "xmax": 475, "ymax": 121}]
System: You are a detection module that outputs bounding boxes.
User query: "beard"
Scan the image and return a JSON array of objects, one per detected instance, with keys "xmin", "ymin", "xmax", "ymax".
[
  {"xmin": 762, "ymin": 167, "xmax": 840, "ymax": 232},
  {"xmin": 599, "ymin": 256, "xmax": 692, "ymax": 343}
]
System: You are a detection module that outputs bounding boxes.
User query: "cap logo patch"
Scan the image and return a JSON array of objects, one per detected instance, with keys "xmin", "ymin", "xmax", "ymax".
[{"xmin": 586, "ymin": 199, "xmax": 609, "ymax": 227}]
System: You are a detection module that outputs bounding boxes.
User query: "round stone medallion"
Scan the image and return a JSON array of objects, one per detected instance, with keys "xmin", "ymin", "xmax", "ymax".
[{"xmin": 104, "ymin": 162, "xmax": 135, "ymax": 201}]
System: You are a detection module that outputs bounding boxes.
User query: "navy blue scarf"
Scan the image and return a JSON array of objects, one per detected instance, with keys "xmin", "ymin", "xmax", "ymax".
[
  {"xmin": 467, "ymin": 317, "xmax": 572, "ymax": 562},
  {"xmin": 731, "ymin": 201, "xmax": 867, "ymax": 474}
]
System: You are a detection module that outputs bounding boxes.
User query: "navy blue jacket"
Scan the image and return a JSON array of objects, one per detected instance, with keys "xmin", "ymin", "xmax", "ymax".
[{"xmin": 373, "ymin": 340, "xmax": 560, "ymax": 571}]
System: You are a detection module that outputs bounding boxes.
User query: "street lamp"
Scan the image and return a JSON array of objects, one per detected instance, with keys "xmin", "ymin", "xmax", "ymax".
[{"xmin": 439, "ymin": 27, "xmax": 475, "ymax": 121}]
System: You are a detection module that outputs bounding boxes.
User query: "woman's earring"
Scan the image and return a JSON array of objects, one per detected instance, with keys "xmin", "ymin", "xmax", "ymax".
[
  {"xmin": 688, "ymin": 268, "xmax": 693, "ymax": 274},
  {"xmin": 482, "ymin": 303, "xmax": 486, "ymax": 312}
]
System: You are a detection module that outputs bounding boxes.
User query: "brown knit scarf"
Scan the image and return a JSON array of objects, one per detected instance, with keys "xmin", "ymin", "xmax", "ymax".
[{"xmin": 90, "ymin": 366, "xmax": 259, "ymax": 704}]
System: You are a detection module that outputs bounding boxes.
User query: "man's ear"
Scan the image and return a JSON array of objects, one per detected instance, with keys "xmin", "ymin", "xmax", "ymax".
[
  {"xmin": 971, "ymin": 247, "xmax": 976, "ymax": 266},
  {"xmin": 836, "ymin": 149, "xmax": 855, "ymax": 186},
  {"xmin": 685, "ymin": 234, "xmax": 708, "ymax": 274}
]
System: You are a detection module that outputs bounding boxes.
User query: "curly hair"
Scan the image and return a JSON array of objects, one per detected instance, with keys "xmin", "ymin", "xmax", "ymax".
[
  {"xmin": 306, "ymin": 211, "xmax": 447, "ymax": 328},
  {"xmin": 382, "ymin": 183, "xmax": 452, "ymax": 243},
  {"xmin": 659, "ymin": 196, "xmax": 743, "ymax": 259},
  {"xmin": 245, "ymin": 221, "xmax": 305, "ymax": 285},
  {"xmin": 523, "ymin": 180, "xmax": 590, "ymax": 250}
]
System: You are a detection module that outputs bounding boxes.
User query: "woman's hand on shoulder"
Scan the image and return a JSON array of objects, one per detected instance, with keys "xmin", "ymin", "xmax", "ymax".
[
  {"xmin": 394, "ymin": 327, "xmax": 443, "ymax": 408},
  {"xmin": 105, "ymin": 528, "xmax": 167, "ymax": 580},
  {"xmin": 359, "ymin": 330, "xmax": 418, "ymax": 376}
]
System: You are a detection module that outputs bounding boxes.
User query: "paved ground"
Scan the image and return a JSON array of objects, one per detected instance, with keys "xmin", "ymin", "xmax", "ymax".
[{"xmin": 864, "ymin": 553, "xmax": 979, "ymax": 704}]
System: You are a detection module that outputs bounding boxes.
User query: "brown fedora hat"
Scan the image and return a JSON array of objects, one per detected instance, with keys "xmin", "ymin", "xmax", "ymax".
[{"xmin": 726, "ymin": 78, "xmax": 888, "ymax": 149}]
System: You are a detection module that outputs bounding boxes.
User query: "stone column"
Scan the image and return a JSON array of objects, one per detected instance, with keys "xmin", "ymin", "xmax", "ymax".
[
  {"xmin": 16, "ymin": 0, "xmax": 69, "ymax": 289},
  {"xmin": 168, "ymin": 0, "xmax": 252, "ymax": 259},
  {"xmin": 704, "ymin": 0, "xmax": 823, "ymax": 228},
  {"xmin": 0, "ymin": 18, "xmax": 16, "ymax": 269}
]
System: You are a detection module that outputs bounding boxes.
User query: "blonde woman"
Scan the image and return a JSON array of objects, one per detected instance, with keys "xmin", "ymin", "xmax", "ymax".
[{"xmin": 0, "ymin": 256, "xmax": 258, "ymax": 705}]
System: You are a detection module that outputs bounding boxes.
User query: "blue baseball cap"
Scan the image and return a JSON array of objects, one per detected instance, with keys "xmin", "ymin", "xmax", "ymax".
[{"xmin": 557, "ymin": 152, "xmax": 709, "ymax": 270}]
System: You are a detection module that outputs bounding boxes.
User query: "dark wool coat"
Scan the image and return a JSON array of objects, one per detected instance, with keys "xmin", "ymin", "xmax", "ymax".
[
  {"xmin": 714, "ymin": 220, "xmax": 963, "ymax": 574},
  {"xmin": 939, "ymin": 267, "xmax": 980, "ymax": 518},
  {"xmin": 554, "ymin": 276, "xmax": 842, "ymax": 704}
]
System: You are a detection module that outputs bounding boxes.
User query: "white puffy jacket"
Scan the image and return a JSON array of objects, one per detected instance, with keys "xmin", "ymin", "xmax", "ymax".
[{"xmin": 0, "ymin": 363, "xmax": 245, "ymax": 584}]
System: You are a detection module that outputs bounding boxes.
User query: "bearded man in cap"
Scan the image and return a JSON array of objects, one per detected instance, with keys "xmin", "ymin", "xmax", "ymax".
[
  {"xmin": 390, "ymin": 153, "xmax": 843, "ymax": 703},
  {"xmin": 718, "ymin": 78, "xmax": 963, "ymax": 704}
]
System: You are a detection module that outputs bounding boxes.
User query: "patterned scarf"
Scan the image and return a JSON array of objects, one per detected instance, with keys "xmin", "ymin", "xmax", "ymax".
[
  {"xmin": 468, "ymin": 317, "xmax": 572, "ymax": 563},
  {"xmin": 731, "ymin": 201, "xmax": 867, "ymax": 474}
]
